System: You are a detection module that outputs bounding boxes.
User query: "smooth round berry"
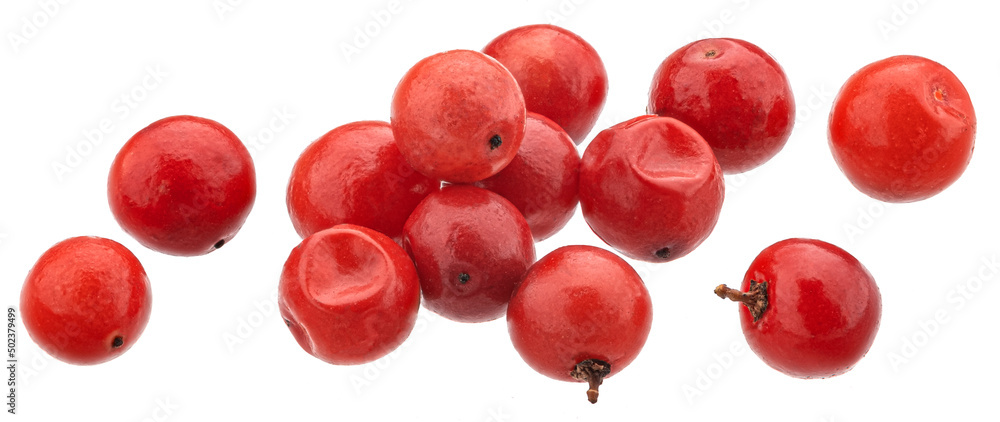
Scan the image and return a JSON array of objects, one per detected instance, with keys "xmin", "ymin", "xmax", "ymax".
[
  {"xmin": 507, "ymin": 245, "xmax": 653, "ymax": 403},
  {"xmin": 286, "ymin": 121, "xmax": 439, "ymax": 241},
  {"xmin": 580, "ymin": 115, "xmax": 724, "ymax": 262},
  {"xmin": 402, "ymin": 185, "xmax": 535, "ymax": 323},
  {"xmin": 483, "ymin": 24, "xmax": 608, "ymax": 143},
  {"xmin": 20, "ymin": 236, "xmax": 152, "ymax": 365},
  {"xmin": 278, "ymin": 224, "xmax": 421, "ymax": 365},
  {"xmin": 715, "ymin": 238, "xmax": 882, "ymax": 378},
  {"xmin": 391, "ymin": 49, "xmax": 526, "ymax": 183},
  {"xmin": 828, "ymin": 55, "xmax": 976, "ymax": 203},
  {"xmin": 108, "ymin": 115, "xmax": 256, "ymax": 256},
  {"xmin": 648, "ymin": 38, "xmax": 795, "ymax": 174},
  {"xmin": 471, "ymin": 113, "xmax": 580, "ymax": 241}
]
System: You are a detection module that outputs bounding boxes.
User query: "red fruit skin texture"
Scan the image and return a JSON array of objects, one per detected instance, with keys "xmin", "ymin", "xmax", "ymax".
[
  {"xmin": 287, "ymin": 121, "xmax": 439, "ymax": 241},
  {"xmin": 108, "ymin": 115, "xmax": 256, "ymax": 256},
  {"xmin": 278, "ymin": 224, "xmax": 421, "ymax": 366},
  {"xmin": 579, "ymin": 115, "xmax": 724, "ymax": 263},
  {"xmin": 483, "ymin": 24, "xmax": 608, "ymax": 144},
  {"xmin": 507, "ymin": 245, "xmax": 653, "ymax": 382},
  {"xmin": 402, "ymin": 185, "xmax": 536, "ymax": 323},
  {"xmin": 740, "ymin": 238, "xmax": 882, "ymax": 378},
  {"xmin": 391, "ymin": 49, "xmax": 526, "ymax": 183},
  {"xmin": 828, "ymin": 55, "xmax": 976, "ymax": 203},
  {"xmin": 471, "ymin": 113, "xmax": 580, "ymax": 241},
  {"xmin": 648, "ymin": 38, "xmax": 795, "ymax": 174},
  {"xmin": 20, "ymin": 236, "xmax": 152, "ymax": 365}
]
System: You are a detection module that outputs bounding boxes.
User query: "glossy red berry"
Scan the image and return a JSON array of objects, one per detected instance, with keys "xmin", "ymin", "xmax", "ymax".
[
  {"xmin": 286, "ymin": 121, "xmax": 439, "ymax": 241},
  {"xmin": 391, "ymin": 49, "xmax": 526, "ymax": 183},
  {"xmin": 828, "ymin": 55, "xmax": 976, "ymax": 203},
  {"xmin": 471, "ymin": 113, "xmax": 580, "ymax": 241},
  {"xmin": 715, "ymin": 238, "xmax": 882, "ymax": 378},
  {"xmin": 278, "ymin": 224, "xmax": 421, "ymax": 365},
  {"xmin": 20, "ymin": 236, "xmax": 152, "ymax": 365},
  {"xmin": 579, "ymin": 115, "xmax": 724, "ymax": 262},
  {"xmin": 483, "ymin": 24, "xmax": 608, "ymax": 143},
  {"xmin": 108, "ymin": 115, "xmax": 256, "ymax": 256},
  {"xmin": 648, "ymin": 38, "xmax": 795, "ymax": 174},
  {"xmin": 402, "ymin": 185, "xmax": 535, "ymax": 323},
  {"xmin": 507, "ymin": 245, "xmax": 653, "ymax": 403}
]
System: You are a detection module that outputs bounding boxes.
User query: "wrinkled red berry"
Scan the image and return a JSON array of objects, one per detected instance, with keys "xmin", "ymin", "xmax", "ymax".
[
  {"xmin": 828, "ymin": 55, "xmax": 976, "ymax": 202},
  {"xmin": 278, "ymin": 224, "xmax": 421, "ymax": 365},
  {"xmin": 507, "ymin": 245, "xmax": 653, "ymax": 404},
  {"xmin": 715, "ymin": 238, "xmax": 882, "ymax": 378},
  {"xmin": 580, "ymin": 115, "xmax": 724, "ymax": 262},
  {"xmin": 391, "ymin": 49, "xmax": 526, "ymax": 183},
  {"xmin": 648, "ymin": 38, "xmax": 795, "ymax": 174},
  {"xmin": 483, "ymin": 24, "xmax": 608, "ymax": 143},
  {"xmin": 286, "ymin": 121, "xmax": 439, "ymax": 241},
  {"xmin": 402, "ymin": 185, "xmax": 535, "ymax": 323},
  {"xmin": 108, "ymin": 115, "xmax": 256, "ymax": 256},
  {"xmin": 20, "ymin": 236, "xmax": 152, "ymax": 365},
  {"xmin": 472, "ymin": 113, "xmax": 580, "ymax": 241}
]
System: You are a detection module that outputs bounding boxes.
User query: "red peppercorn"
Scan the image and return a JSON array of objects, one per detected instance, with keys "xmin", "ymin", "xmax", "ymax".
[
  {"xmin": 484, "ymin": 24, "xmax": 608, "ymax": 143},
  {"xmin": 402, "ymin": 185, "xmax": 535, "ymax": 323},
  {"xmin": 391, "ymin": 49, "xmax": 526, "ymax": 183},
  {"xmin": 472, "ymin": 113, "xmax": 580, "ymax": 241},
  {"xmin": 278, "ymin": 224, "xmax": 421, "ymax": 365},
  {"xmin": 580, "ymin": 115, "xmax": 724, "ymax": 262},
  {"xmin": 648, "ymin": 38, "xmax": 795, "ymax": 174},
  {"xmin": 286, "ymin": 120, "xmax": 439, "ymax": 241},
  {"xmin": 20, "ymin": 236, "xmax": 152, "ymax": 365},
  {"xmin": 108, "ymin": 115, "xmax": 256, "ymax": 256},
  {"xmin": 716, "ymin": 238, "xmax": 882, "ymax": 378},
  {"xmin": 508, "ymin": 245, "xmax": 653, "ymax": 403},
  {"xmin": 828, "ymin": 55, "xmax": 976, "ymax": 202}
]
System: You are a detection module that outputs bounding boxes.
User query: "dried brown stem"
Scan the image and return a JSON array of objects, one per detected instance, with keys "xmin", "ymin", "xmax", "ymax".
[
  {"xmin": 714, "ymin": 280, "xmax": 769, "ymax": 322},
  {"xmin": 570, "ymin": 359, "xmax": 611, "ymax": 404}
]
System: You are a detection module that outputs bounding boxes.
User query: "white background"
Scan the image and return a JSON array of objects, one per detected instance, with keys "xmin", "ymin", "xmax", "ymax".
[{"xmin": 1, "ymin": 0, "xmax": 997, "ymax": 421}]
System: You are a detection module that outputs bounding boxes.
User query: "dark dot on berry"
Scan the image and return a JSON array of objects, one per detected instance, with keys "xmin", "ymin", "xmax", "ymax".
[{"xmin": 489, "ymin": 135, "xmax": 502, "ymax": 150}]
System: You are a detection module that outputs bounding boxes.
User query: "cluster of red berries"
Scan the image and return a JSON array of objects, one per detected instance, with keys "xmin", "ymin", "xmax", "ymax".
[{"xmin": 18, "ymin": 24, "xmax": 976, "ymax": 404}]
